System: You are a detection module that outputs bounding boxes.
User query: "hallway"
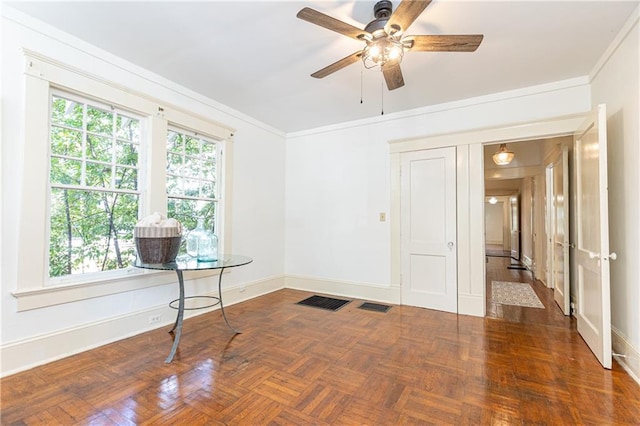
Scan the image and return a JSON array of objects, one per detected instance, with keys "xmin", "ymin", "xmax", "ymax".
[{"xmin": 485, "ymin": 253, "xmax": 572, "ymax": 328}]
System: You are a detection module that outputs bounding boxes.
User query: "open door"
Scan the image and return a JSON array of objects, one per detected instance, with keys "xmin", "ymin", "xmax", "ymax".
[
  {"xmin": 552, "ymin": 146, "xmax": 570, "ymax": 315},
  {"xmin": 509, "ymin": 196, "xmax": 520, "ymax": 260},
  {"xmin": 575, "ymin": 104, "xmax": 613, "ymax": 369}
]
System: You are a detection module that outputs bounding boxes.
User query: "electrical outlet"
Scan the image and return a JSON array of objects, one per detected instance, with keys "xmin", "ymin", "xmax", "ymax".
[
  {"xmin": 379, "ymin": 212, "xmax": 386, "ymax": 222},
  {"xmin": 149, "ymin": 314, "xmax": 161, "ymax": 324}
]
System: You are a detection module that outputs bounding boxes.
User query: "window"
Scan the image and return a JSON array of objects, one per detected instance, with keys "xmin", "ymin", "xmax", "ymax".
[
  {"xmin": 13, "ymin": 52, "xmax": 235, "ymax": 310},
  {"xmin": 48, "ymin": 91, "xmax": 142, "ymax": 280},
  {"xmin": 166, "ymin": 127, "xmax": 220, "ymax": 235}
]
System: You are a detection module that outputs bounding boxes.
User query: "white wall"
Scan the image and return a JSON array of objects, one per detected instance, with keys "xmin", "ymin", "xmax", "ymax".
[
  {"xmin": 590, "ymin": 11, "xmax": 640, "ymax": 381},
  {"xmin": 285, "ymin": 79, "xmax": 591, "ymax": 313},
  {"xmin": 485, "ymin": 202, "xmax": 504, "ymax": 245},
  {"xmin": 1, "ymin": 9, "xmax": 286, "ymax": 375},
  {"xmin": 4, "ymin": 4, "xmax": 636, "ymax": 381}
]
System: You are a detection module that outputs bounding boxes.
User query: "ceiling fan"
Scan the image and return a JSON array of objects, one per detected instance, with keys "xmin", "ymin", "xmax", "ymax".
[{"xmin": 297, "ymin": 0, "xmax": 483, "ymax": 90}]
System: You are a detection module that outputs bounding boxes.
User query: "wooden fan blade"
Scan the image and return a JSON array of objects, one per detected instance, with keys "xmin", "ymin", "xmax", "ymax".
[
  {"xmin": 311, "ymin": 51, "xmax": 363, "ymax": 79},
  {"xmin": 382, "ymin": 64, "xmax": 404, "ymax": 90},
  {"xmin": 385, "ymin": 0, "xmax": 432, "ymax": 34},
  {"xmin": 407, "ymin": 34, "xmax": 484, "ymax": 52},
  {"xmin": 297, "ymin": 7, "xmax": 369, "ymax": 41}
]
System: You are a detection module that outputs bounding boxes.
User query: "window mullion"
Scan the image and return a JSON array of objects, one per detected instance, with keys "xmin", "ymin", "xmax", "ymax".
[
  {"xmin": 81, "ymin": 103, "xmax": 88, "ymax": 186},
  {"xmin": 111, "ymin": 109, "xmax": 117, "ymax": 189}
]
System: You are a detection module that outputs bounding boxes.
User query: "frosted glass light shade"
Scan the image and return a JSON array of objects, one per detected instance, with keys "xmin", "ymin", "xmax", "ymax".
[{"xmin": 492, "ymin": 144, "xmax": 515, "ymax": 165}]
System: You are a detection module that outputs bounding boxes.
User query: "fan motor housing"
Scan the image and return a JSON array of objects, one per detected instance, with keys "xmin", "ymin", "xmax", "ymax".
[
  {"xmin": 374, "ymin": 0, "xmax": 393, "ymax": 18},
  {"xmin": 365, "ymin": 0, "xmax": 393, "ymax": 34}
]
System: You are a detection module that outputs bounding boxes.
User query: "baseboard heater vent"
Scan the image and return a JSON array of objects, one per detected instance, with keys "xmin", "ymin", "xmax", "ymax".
[
  {"xmin": 358, "ymin": 302, "xmax": 392, "ymax": 313},
  {"xmin": 296, "ymin": 295, "xmax": 351, "ymax": 311}
]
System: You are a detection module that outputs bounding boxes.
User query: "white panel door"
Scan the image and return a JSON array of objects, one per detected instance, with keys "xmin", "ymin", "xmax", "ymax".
[
  {"xmin": 575, "ymin": 105, "xmax": 612, "ymax": 369},
  {"xmin": 400, "ymin": 147, "xmax": 457, "ymax": 313},
  {"xmin": 510, "ymin": 196, "xmax": 520, "ymax": 260},
  {"xmin": 553, "ymin": 146, "xmax": 570, "ymax": 315}
]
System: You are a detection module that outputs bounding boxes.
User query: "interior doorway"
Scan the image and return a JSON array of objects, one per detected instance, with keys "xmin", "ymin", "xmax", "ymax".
[{"xmin": 483, "ymin": 136, "xmax": 573, "ymax": 316}]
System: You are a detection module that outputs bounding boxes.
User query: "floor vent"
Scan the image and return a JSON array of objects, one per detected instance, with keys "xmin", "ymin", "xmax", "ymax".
[
  {"xmin": 296, "ymin": 295, "xmax": 351, "ymax": 311},
  {"xmin": 358, "ymin": 302, "xmax": 392, "ymax": 313}
]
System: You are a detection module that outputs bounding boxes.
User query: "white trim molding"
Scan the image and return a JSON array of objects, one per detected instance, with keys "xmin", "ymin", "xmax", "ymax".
[
  {"xmin": 1, "ymin": 275, "xmax": 284, "ymax": 377},
  {"xmin": 612, "ymin": 326, "xmax": 640, "ymax": 385},
  {"xmin": 285, "ymin": 275, "xmax": 401, "ymax": 305},
  {"xmin": 388, "ymin": 113, "xmax": 591, "ymax": 318}
]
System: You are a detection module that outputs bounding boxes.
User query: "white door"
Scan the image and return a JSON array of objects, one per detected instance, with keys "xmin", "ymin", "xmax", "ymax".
[
  {"xmin": 575, "ymin": 104, "xmax": 612, "ymax": 369},
  {"xmin": 401, "ymin": 147, "xmax": 457, "ymax": 313},
  {"xmin": 553, "ymin": 146, "xmax": 570, "ymax": 315},
  {"xmin": 545, "ymin": 165, "xmax": 555, "ymax": 289},
  {"xmin": 510, "ymin": 196, "xmax": 520, "ymax": 260}
]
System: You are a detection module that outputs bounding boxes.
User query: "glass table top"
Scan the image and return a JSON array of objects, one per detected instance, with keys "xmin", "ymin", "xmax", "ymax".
[{"xmin": 134, "ymin": 254, "xmax": 253, "ymax": 271}]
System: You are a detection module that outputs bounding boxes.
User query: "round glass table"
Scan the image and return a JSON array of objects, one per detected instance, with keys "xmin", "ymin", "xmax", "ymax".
[{"xmin": 134, "ymin": 254, "xmax": 253, "ymax": 363}]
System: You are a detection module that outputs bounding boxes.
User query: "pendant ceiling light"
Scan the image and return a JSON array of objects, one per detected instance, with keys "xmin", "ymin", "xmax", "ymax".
[{"xmin": 492, "ymin": 144, "xmax": 515, "ymax": 166}]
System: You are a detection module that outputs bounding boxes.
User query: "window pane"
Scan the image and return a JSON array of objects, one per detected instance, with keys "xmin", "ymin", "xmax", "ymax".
[
  {"xmin": 85, "ymin": 162, "xmax": 112, "ymax": 187},
  {"xmin": 49, "ymin": 188, "xmax": 138, "ymax": 277},
  {"xmin": 201, "ymin": 181, "xmax": 216, "ymax": 199},
  {"xmin": 203, "ymin": 157, "xmax": 216, "ymax": 180},
  {"xmin": 86, "ymin": 105, "xmax": 113, "ymax": 136},
  {"xmin": 168, "ymin": 198, "xmax": 216, "ymax": 232},
  {"xmin": 167, "ymin": 131, "xmax": 183, "ymax": 153},
  {"xmin": 50, "ymin": 157, "xmax": 82, "ymax": 186},
  {"xmin": 116, "ymin": 115, "xmax": 139, "ymax": 142},
  {"xmin": 184, "ymin": 157, "xmax": 201, "ymax": 178},
  {"xmin": 184, "ymin": 136, "xmax": 199, "ymax": 154},
  {"xmin": 51, "ymin": 96, "xmax": 83, "ymax": 129},
  {"xmin": 167, "ymin": 153, "xmax": 182, "ymax": 175},
  {"xmin": 86, "ymin": 134, "xmax": 113, "ymax": 163},
  {"xmin": 50, "ymin": 127, "xmax": 82, "ymax": 157},
  {"xmin": 115, "ymin": 167, "xmax": 137, "ymax": 190},
  {"xmin": 201, "ymin": 141, "xmax": 215, "ymax": 156},
  {"xmin": 166, "ymin": 174, "xmax": 180, "ymax": 196},
  {"xmin": 116, "ymin": 141, "xmax": 138, "ymax": 166},
  {"xmin": 183, "ymin": 178, "xmax": 201, "ymax": 198}
]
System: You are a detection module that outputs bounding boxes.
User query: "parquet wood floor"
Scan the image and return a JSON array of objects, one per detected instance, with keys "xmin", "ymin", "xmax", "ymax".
[{"xmin": 2, "ymin": 257, "xmax": 639, "ymax": 424}]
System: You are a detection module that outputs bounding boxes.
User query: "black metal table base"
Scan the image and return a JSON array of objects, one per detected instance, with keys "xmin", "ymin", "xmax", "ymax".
[{"xmin": 165, "ymin": 267, "xmax": 240, "ymax": 363}]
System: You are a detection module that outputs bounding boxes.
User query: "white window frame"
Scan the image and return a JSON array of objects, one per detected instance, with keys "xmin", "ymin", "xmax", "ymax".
[
  {"xmin": 47, "ymin": 89, "xmax": 145, "ymax": 284},
  {"xmin": 166, "ymin": 125, "xmax": 224, "ymax": 248},
  {"xmin": 12, "ymin": 50, "xmax": 235, "ymax": 311}
]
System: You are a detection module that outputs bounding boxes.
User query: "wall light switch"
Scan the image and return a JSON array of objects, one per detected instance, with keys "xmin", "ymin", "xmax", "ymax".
[{"xmin": 379, "ymin": 212, "xmax": 386, "ymax": 222}]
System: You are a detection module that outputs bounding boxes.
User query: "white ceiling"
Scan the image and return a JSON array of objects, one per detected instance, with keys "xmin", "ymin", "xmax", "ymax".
[{"xmin": 7, "ymin": 1, "xmax": 638, "ymax": 133}]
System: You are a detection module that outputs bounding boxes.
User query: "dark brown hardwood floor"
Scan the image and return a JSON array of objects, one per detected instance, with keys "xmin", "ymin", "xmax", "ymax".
[{"xmin": 2, "ymin": 259, "xmax": 639, "ymax": 424}]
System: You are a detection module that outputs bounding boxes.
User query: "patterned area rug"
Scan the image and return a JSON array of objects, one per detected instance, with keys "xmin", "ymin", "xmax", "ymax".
[{"xmin": 491, "ymin": 281, "xmax": 545, "ymax": 309}]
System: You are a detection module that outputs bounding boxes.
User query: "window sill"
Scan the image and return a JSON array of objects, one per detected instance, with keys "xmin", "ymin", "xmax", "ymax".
[{"xmin": 11, "ymin": 268, "xmax": 220, "ymax": 312}]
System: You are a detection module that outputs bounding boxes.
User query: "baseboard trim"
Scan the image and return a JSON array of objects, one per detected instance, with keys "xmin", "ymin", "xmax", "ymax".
[
  {"xmin": 458, "ymin": 292, "xmax": 485, "ymax": 317},
  {"xmin": 612, "ymin": 326, "xmax": 640, "ymax": 385},
  {"xmin": 284, "ymin": 275, "xmax": 401, "ymax": 305},
  {"xmin": 0, "ymin": 275, "xmax": 284, "ymax": 377}
]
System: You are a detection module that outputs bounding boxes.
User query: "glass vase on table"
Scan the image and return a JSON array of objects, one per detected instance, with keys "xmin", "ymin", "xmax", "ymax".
[{"xmin": 186, "ymin": 218, "xmax": 218, "ymax": 262}]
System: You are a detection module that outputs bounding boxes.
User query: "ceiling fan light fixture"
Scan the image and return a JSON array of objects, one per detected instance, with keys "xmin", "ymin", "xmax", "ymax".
[
  {"xmin": 492, "ymin": 143, "xmax": 515, "ymax": 166},
  {"xmin": 362, "ymin": 37, "xmax": 404, "ymax": 70}
]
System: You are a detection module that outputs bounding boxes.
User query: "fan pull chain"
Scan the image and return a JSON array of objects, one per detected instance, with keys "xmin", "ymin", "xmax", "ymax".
[
  {"xmin": 360, "ymin": 65, "xmax": 364, "ymax": 104},
  {"xmin": 381, "ymin": 74, "xmax": 384, "ymax": 115}
]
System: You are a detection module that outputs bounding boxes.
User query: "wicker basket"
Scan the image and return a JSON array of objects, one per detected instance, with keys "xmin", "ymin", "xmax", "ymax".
[{"xmin": 134, "ymin": 225, "xmax": 182, "ymax": 264}]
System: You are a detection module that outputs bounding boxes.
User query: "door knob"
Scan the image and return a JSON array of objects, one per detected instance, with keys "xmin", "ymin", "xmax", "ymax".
[
  {"xmin": 589, "ymin": 252, "xmax": 600, "ymax": 259},
  {"xmin": 447, "ymin": 241, "xmax": 454, "ymax": 250},
  {"xmin": 609, "ymin": 252, "xmax": 618, "ymax": 260}
]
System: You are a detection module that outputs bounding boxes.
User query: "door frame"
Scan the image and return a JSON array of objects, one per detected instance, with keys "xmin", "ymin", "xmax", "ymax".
[{"xmin": 390, "ymin": 112, "xmax": 587, "ymax": 317}]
